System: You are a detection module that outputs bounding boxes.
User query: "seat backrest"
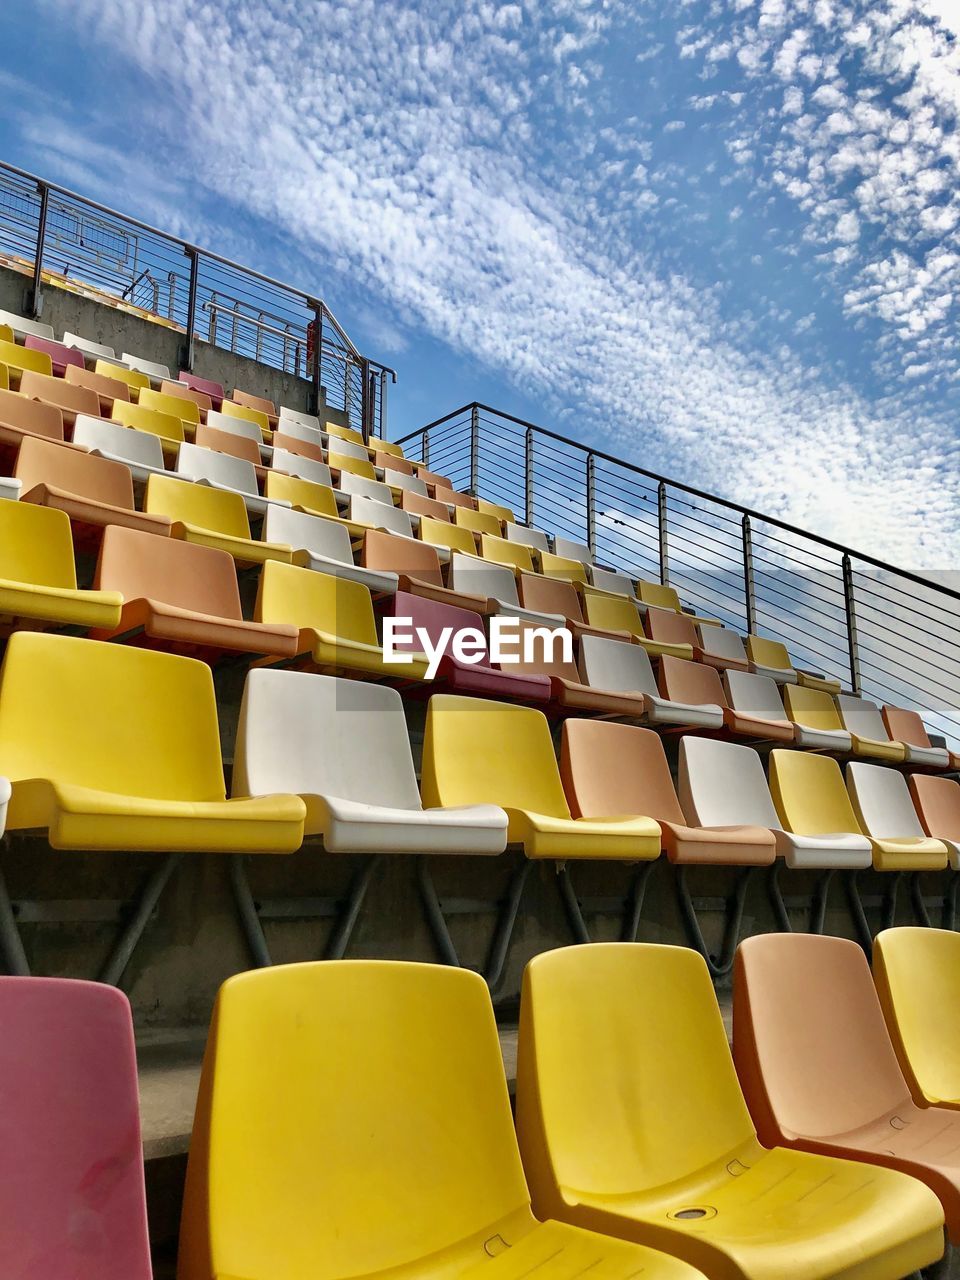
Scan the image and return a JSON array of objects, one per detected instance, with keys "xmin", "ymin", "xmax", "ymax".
[
  {"xmin": 747, "ymin": 634, "xmax": 794, "ymax": 673},
  {"xmin": 0, "ymin": 310, "xmax": 53, "ymax": 340},
  {"xmin": 678, "ymin": 736, "xmax": 780, "ymax": 828},
  {"xmin": 636, "ymin": 580, "xmax": 681, "ymax": 612},
  {"xmin": 276, "ymin": 418, "xmax": 324, "ymax": 446},
  {"xmin": 516, "ymin": 943, "xmax": 757, "ymax": 1206},
  {"xmin": 552, "ymin": 536, "xmax": 592, "ymax": 565},
  {"xmin": 327, "ymin": 436, "xmax": 368, "ymax": 462},
  {"xmin": 63, "ymin": 330, "xmax": 115, "ymax": 358},
  {"xmin": 909, "ymin": 774, "xmax": 960, "ymax": 842},
  {"xmin": 783, "ymin": 684, "xmax": 843, "ymax": 730},
  {"xmin": 506, "ymin": 523, "xmax": 550, "ymax": 553},
  {"xmin": 220, "ymin": 400, "xmax": 269, "ymax": 435},
  {"xmin": 645, "ymin": 605, "xmax": 698, "ymax": 647},
  {"xmin": 413, "ymin": 466, "xmax": 451, "ymax": 488},
  {"xmin": 400, "ymin": 488, "xmax": 449, "ymax": 520},
  {"xmin": 272, "ymin": 430, "xmax": 327, "ymax": 465},
  {"xmin": 113, "ymin": 400, "xmax": 185, "ymax": 444},
  {"xmin": 266, "ymin": 473, "xmax": 338, "ymax": 519},
  {"xmin": 502, "ymin": 620, "xmax": 579, "ymax": 681},
  {"xmin": 232, "ymin": 388, "xmax": 276, "ymax": 416},
  {"xmin": 697, "ymin": 623, "xmax": 748, "ymax": 665},
  {"xmin": 455, "ymin": 507, "xmax": 501, "ymax": 538},
  {"xmin": 372, "ymin": 437, "xmax": 405, "ymax": 459},
  {"xmin": 278, "ymin": 405, "xmax": 320, "ymax": 430},
  {"xmin": 420, "ymin": 516, "xmax": 475, "ymax": 556},
  {"xmin": 733, "ymin": 934, "xmax": 913, "ymax": 1150},
  {"xmin": 145, "ymin": 474, "xmax": 252, "ymax": 539},
  {"xmin": 0, "ymin": 499, "xmax": 78, "ymax": 589},
  {"xmin": 139, "ymin": 387, "xmax": 201, "ymax": 424},
  {"xmin": 94, "ymin": 360, "xmax": 150, "ymax": 394},
  {"xmin": 658, "ymin": 654, "xmax": 727, "ymax": 707},
  {"xmin": 449, "ymin": 553, "xmax": 519, "ymax": 606},
  {"xmin": 722, "ymin": 669, "xmax": 788, "ymax": 720},
  {"xmin": 271, "ymin": 447, "xmax": 332, "ymax": 487},
  {"xmin": 65, "ymin": 364, "xmax": 132, "ymax": 405},
  {"xmin": 73, "ymin": 415, "xmax": 166, "ymax": 471},
  {"xmin": 194, "ymin": 422, "xmax": 262, "ymax": 467},
  {"xmin": 384, "ymin": 467, "xmax": 425, "ymax": 495},
  {"xmin": 177, "ymin": 441, "xmax": 258, "ymax": 497},
  {"xmin": 339, "ymin": 472, "xmax": 393, "ymax": 505},
  {"xmin": 583, "ymin": 593, "xmax": 643, "ymax": 637},
  {"xmin": 518, "ymin": 572, "xmax": 585, "ymax": 622},
  {"xmin": 0, "ymin": 632, "xmax": 227, "ymax": 800},
  {"xmin": 561, "ymin": 720, "xmax": 683, "ymax": 823},
  {"xmin": 179, "ymin": 371, "xmax": 224, "ymax": 401},
  {"xmin": 421, "ymin": 694, "xmax": 570, "ymax": 819},
  {"xmin": 362, "ymin": 530, "xmax": 444, "ymax": 586},
  {"xmin": 263, "ymin": 506, "xmax": 352, "ymax": 565},
  {"xmin": 234, "ymin": 670, "xmax": 422, "ymax": 811},
  {"xmin": 179, "ymin": 962, "xmax": 532, "ymax": 1280},
  {"xmin": 350, "ymin": 494, "xmax": 413, "ymax": 538},
  {"xmin": 432, "ymin": 484, "xmax": 474, "ymax": 510},
  {"xmin": 0, "ymin": 338, "xmax": 52, "ymax": 378},
  {"xmin": 0, "ymin": 976, "xmax": 152, "ymax": 1279},
  {"xmin": 16, "ymin": 435, "xmax": 136, "ymax": 510},
  {"xmin": 206, "ymin": 409, "xmax": 262, "ymax": 444},
  {"xmin": 375, "ymin": 451, "xmax": 413, "ymax": 476},
  {"xmin": 481, "ymin": 535, "xmax": 534, "ymax": 573},
  {"xmin": 768, "ymin": 749, "xmax": 863, "ymax": 835},
  {"xmin": 256, "ymin": 560, "xmax": 378, "ymax": 647},
  {"xmin": 836, "ymin": 694, "xmax": 890, "ymax": 741},
  {"xmin": 0, "ymin": 385, "xmax": 63, "ymax": 439},
  {"xmin": 477, "ymin": 497, "xmax": 514, "ymax": 524},
  {"xmin": 847, "ymin": 761, "xmax": 927, "ymax": 839},
  {"xmin": 381, "ymin": 591, "xmax": 490, "ymax": 665},
  {"xmin": 873, "ymin": 927, "xmax": 960, "ymax": 1108},
  {"xmin": 882, "ymin": 704, "xmax": 935, "ymax": 749},
  {"xmin": 160, "ymin": 378, "xmax": 212, "ymax": 413},
  {"xmin": 96, "ymin": 524, "xmax": 243, "ymax": 620},
  {"xmin": 24, "ymin": 334, "xmax": 85, "ymax": 373},
  {"xmin": 122, "ymin": 353, "xmax": 171, "ymax": 380},
  {"xmin": 330, "ymin": 451, "xmax": 376, "ymax": 480},
  {"xmin": 20, "ymin": 369, "xmax": 99, "ymax": 417},
  {"xmin": 588, "ymin": 567, "xmax": 632, "ymax": 596},
  {"xmin": 577, "ymin": 633, "xmax": 657, "ymax": 696}
]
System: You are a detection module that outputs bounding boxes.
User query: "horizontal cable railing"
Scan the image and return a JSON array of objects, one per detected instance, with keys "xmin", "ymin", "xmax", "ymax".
[
  {"xmin": 0, "ymin": 162, "xmax": 397, "ymax": 434},
  {"xmin": 399, "ymin": 403, "xmax": 960, "ymax": 749}
]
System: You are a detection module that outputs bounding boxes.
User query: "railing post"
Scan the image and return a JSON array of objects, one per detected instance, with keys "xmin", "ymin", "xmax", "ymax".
[
  {"xmin": 525, "ymin": 428, "xmax": 535, "ymax": 527},
  {"xmin": 469, "ymin": 403, "xmax": 480, "ymax": 495},
  {"xmin": 379, "ymin": 368, "xmax": 388, "ymax": 437},
  {"xmin": 25, "ymin": 181, "xmax": 50, "ymax": 319},
  {"xmin": 310, "ymin": 304, "xmax": 323, "ymax": 416},
  {"xmin": 742, "ymin": 514, "xmax": 757, "ymax": 634},
  {"xmin": 587, "ymin": 453, "xmax": 597, "ymax": 553},
  {"xmin": 657, "ymin": 481, "xmax": 670, "ymax": 584},
  {"xmin": 361, "ymin": 357, "xmax": 374, "ymax": 443},
  {"xmin": 842, "ymin": 553, "xmax": 861, "ymax": 694},
  {"xmin": 180, "ymin": 247, "xmax": 199, "ymax": 373},
  {"xmin": 422, "ymin": 428, "xmax": 430, "ymax": 468}
]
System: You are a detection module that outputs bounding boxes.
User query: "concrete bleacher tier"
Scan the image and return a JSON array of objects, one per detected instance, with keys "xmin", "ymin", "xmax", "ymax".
[{"xmin": 0, "ymin": 302, "xmax": 959, "ymax": 1279}]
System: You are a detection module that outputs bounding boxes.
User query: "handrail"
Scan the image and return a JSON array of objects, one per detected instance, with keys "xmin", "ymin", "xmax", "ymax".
[{"xmin": 397, "ymin": 401, "xmax": 960, "ymax": 604}]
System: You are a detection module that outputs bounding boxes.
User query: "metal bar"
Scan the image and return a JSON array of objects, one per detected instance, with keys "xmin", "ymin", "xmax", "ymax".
[
  {"xmin": 311, "ymin": 303, "xmax": 323, "ymax": 416},
  {"xmin": 587, "ymin": 453, "xmax": 597, "ymax": 553},
  {"xmin": 99, "ymin": 852, "xmax": 183, "ymax": 986},
  {"xmin": 229, "ymin": 855, "xmax": 273, "ymax": 967},
  {"xmin": 0, "ymin": 860, "xmax": 29, "ymax": 976},
  {"xmin": 470, "ymin": 404, "xmax": 480, "ymax": 495},
  {"xmin": 181, "ymin": 247, "xmax": 199, "ymax": 373},
  {"xmin": 842, "ymin": 553, "xmax": 862, "ymax": 695},
  {"xmin": 324, "ymin": 856, "xmax": 380, "ymax": 960},
  {"xmin": 658, "ymin": 481, "xmax": 670, "ymax": 585},
  {"xmin": 742, "ymin": 514, "xmax": 756, "ymax": 634},
  {"xmin": 675, "ymin": 865, "xmax": 754, "ymax": 981},
  {"xmin": 26, "ymin": 180, "xmax": 50, "ymax": 318}
]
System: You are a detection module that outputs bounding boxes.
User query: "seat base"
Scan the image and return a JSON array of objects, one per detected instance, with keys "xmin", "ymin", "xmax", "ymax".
[
  {"xmin": 661, "ymin": 821, "xmax": 777, "ymax": 866},
  {"xmin": 870, "ymin": 836, "xmax": 949, "ymax": 872},
  {"xmin": 850, "ymin": 735, "xmax": 906, "ymax": 763},
  {"xmin": 775, "ymin": 828, "xmax": 873, "ymax": 870},
  {"xmin": 0, "ymin": 579, "xmax": 123, "ymax": 631},
  {"xmin": 172, "ymin": 521, "xmax": 293, "ymax": 567},
  {"xmin": 723, "ymin": 710, "xmax": 796, "ymax": 743},
  {"xmin": 646, "ymin": 696, "xmax": 724, "ymax": 730},
  {"xmin": 91, "ymin": 598, "xmax": 300, "ymax": 659},
  {"xmin": 303, "ymin": 793, "xmax": 507, "ymax": 853},
  {"xmin": 507, "ymin": 808, "xmax": 660, "ymax": 861}
]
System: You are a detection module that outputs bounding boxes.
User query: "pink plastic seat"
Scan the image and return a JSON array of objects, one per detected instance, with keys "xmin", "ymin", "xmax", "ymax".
[
  {"xmin": 179, "ymin": 371, "xmax": 224, "ymax": 409},
  {"xmin": 0, "ymin": 976, "xmax": 153, "ymax": 1279},
  {"xmin": 24, "ymin": 335, "xmax": 86, "ymax": 377}
]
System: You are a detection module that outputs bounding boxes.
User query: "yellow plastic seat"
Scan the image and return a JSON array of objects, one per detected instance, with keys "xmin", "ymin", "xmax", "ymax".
[
  {"xmin": 0, "ymin": 338, "xmax": 52, "ymax": 388},
  {"xmin": 144, "ymin": 474, "xmax": 293, "ymax": 567},
  {"xmin": 138, "ymin": 387, "xmax": 201, "ymax": 430},
  {"xmin": 454, "ymin": 507, "xmax": 502, "ymax": 538},
  {"xmin": 111, "ymin": 400, "xmax": 185, "ymax": 453},
  {"xmin": 769, "ymin": 749, "xmax": 946, "ymax": 871},
  {"xmin": 325, "ymin": 420, "xmax": 366, "ymax": 446},
  {"xmin": 330, "ymin": 451, "xmax": 376, "ymax": 480},
  {"xmin": 179, "ymin": 961, "xmax": 701, "ymax": 1280},
  {"xmin": 781, "ymin": 684, "xmax": 852, "ymax": 752},
  {"xmin": 636, "ymin": 579, "xmax": 719, "ymax": 626},
  {"xmin": 515, "ymin": 943, "xmax": 945, "ymax": 1280},
  {"xmin": 481, "ymin": 535, "xmax": 535, "ymax": 573},
  {"xmin": 264, "ymin": 471, "xmax": 336, "ymax": 517},
  {"xmin": 0, "ymin": 364, "xmax": 7, "ymax": 390},
  {"xmin": 874, "ymin": 928, "xmax": 960, "ymax": 1110},
  {"xmin": 371, "ymin": 437, "xmax": 405, "ymax": 459},
  {"xmin": 256, "ymin": 560, "xmax": 430, "ymax": 680},
  {"xmin": 421, "ymin": 694, "xmax": 659, "ymax": 861},
  {"xmin": 220, "ymin": 398, "xmax": 269, "ymax": 438},
  {"xmin": 540, "ymin": 551, "xmax": 588, "ymax": 583},
  {"xmin": 584, "ymin": 594, "xmax": 693, "ymax": 659},
  {"xmin": 0, "ymin": 632, "xmax": 305, "ymax": 851},
  {"xmin": 746, "ymin": 634, "xmax": 841, "ymax": 693},
  {"xmin": 477, "ymin": 497, "xmax": 515, "ymax": 524},
  {"xmin": 0, "ymin": 501, "xmax": 122, "ymax": 633},
  {"xmin": 419, "ymin": 515, "xmax": 476, "ymax": 556},
  {"xmin": 94, "ymin": 360, "xmax": 150, "ymax": 396}
]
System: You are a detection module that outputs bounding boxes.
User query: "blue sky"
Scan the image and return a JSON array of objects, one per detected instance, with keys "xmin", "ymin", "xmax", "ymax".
[{"xmin": 3, "ymin": 0, "xmax": 960, "ymax": 565}]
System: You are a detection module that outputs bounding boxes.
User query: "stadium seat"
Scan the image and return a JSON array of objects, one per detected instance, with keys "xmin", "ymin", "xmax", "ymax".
[
  {"xmin": 413, "ymin": 464, "xmax": 452, "ymax": 488},
  {"xmin": 325, "ymin": 421, "xmax": 366, "ymax": 446},
  {"xmin": 381, "ymin": 592, "xmax": 552, "ymax": 703},
  {"xmin": 330, "ymin": 449, "xmax": 377, "ymax": 480},
  {"xmin": 767, "ymin": 750, "xmax": 900, "ymax": 870},
  {"xmin": 206, "ymin": 408, "xmax": 268, "ymax": 453},
  {"xmin": 177, "ymin": 961, "xmax": 701, "ymax": 1280},
  {"xmin": 270, "ymin": 445, "xmax": 332, "ymax": 486},
  {"xmin": 515, "ymin": 942, "xmax": 945, "ymax": 1278},
  {"xmin": 584, "ymin": 594, "xmax": 693, "ymax": 658},
  {"xmin": 0, "ymin": 500, "xmax": 122, "ymax": 632},
  {"xmin": 477, "ymin": 497, "xmax": 515, "ymax": 524},
  {"xmin": 95, "ymin": 359, "xmax": 150, "ymax": 396},
  {"xmin": 350, "ymin": 494, "xmax": 414, "ymax": 537},
  {"xmin": 17, "ymin": 437, "xmax": 172, "ymax": 540},
  {"xmin": 834, "ymin": 695, "xmax": 907, "ymax": 762},
  {"xmin": 0, "ymin": 385, "xmax": 65, "ymax": 451},
  {"xmin": 432, "ymin": 482, "xmax": 476, "ymax": 511},
  {"xmin": 906, "ymin": 774, "xmax": 960, "ymax": 869},
  {"xmin": 372, "ymin": 436, "xmax": 405, "ymax": 458},
  {"xmin": 220, "ymin": 399, "xmax": 269, "ymax": 438},
  {"xmin": 256, "ymin": 560, "xmax": 429, "ymax": 679},
  {"xmin": 327, "ymin": 436, "xmax": 369, "ymax": 463},
  {"xmin": 455, "ymin": 506, "xmax": 502, "ymax": 538},
  {"xmin": 362, "ymin": 530, "xmax": 494, "ymax": 613},
  {"xmin": 0, "ymin": 339, "xmax": 52, "ymax": 391},
  {"xmin": 194, "ymin": 420, "xmax": 264, "ymax": 467},
  {"xmin": 278, "ymin": 404, "xmax": 320, "ymax": 430},
  {"xmin": 121, "ymin": 352, "xmax": 172, "ymax": 385},
  {"xmin": 63, "ymin": 330, "xmax": 116, "ymax": 360},
  {"xmin": 694, "ymin": 622, "xmax": 749, "ymax": 671},
  {"xmin": 644, "ymin": 605, "xmax": 701, "ymax": 652},
  {"xmin": 176, "ymin": 441, "xmax": 282, "ymax": 518},
  {"xmin": 421, "ymin": 695, "xmax": 660, "ymax": 860},
  {"xmin": 553, "ymin": 536, "xmax": 592, "ymax": 564},
  {"xmin": 690, "ymin": 738, "xmax": 871, "ymax": 869},
  {"xmin": 420, "ymin": 515, "xmax": 477, "ymax": 556},
  {"xmin": 400, "ymin": 487, "xmax": 451, "ymax": 521},
  {"xmin": 374, "ymin": 449, "xmax": 413, "ymax": 475},
  {"xmin": 481, "ymin": 534, "xmax": 537, "ymax": 573},
  {"xmin": 73, "ymin": 415, "xmax": 168, "ymax": 484},
  {"xmin": 112, "ymin": 399, "xmax": 185, "ymax": 452},
  {"xmin": 161, "ymin": 377, "xmax": 212, "ymax": 416},
  {"xmin": 19, "ymin": 368, "xmax": 100, "ymax": 428},
  {"xmin": 874, "ymin": 927, "xmax": 960, "ymax": 1109},
  {"xmin": 65, "ymin": 363, "xmax": 133, "ymax": 413},
  {"xmin": 144, "ymin": 474, "xmax": 291, "ymax": 566},
  {"xmin": 781, "ymin": 684, "xmax": 854, "ymax": 752},
  {"xmin": 179, "ymin": 371, "xmax": 224, "ymax": 408},
  {"xmin": 846, "ymin": 762, "xmax": 948, "ymax": 870},
  {"xmin": 264, "ymin": 471, "xmax": 343, "ymax": 519},
  {"xmin": 0, "ymin": 977, "xmax": 153, "ymax": 1279},
  {"xmin": 518, "ymin": 574, "xmax": 618, "ymax": 641},
  {"xmin": 747, "ymin": 634, "xmax": 842, "ymax": 693},
  {"xmin": 139, "ymin": 386, "xmax": 201, "ymax": 432},
  {"xmin": 507, "ymin": 524, "xmax": 551, "ymax": 553},
  {"xmin": 722, "ymin": 670, "xmax": 804, "ymax": 743},
  {"xmin": 586, "ymin": 565, "xmax": 635, "ymax": 595},
  {"xmin": 450, "ymin": 553, "xmax": 569, "ymax": 626},
  {"xmin": 655, "ymin": 656, "xmax": 734, "ymax": 727},
  {"xmin": 263, "ymin": 506, "xmax": 396, "ymax": 594},
  {"xmin": 231, "ymin": 388, "xmax": 277, "ymax": 426},
  {"xmin": 0, "ymin": 311, "xmax": 53, "ymax": 341},
  {"xmin": 23, "ymin": 334, "xmax": 85, "ymax": 376},
  {"xmin": 540, "ymin": 551, "xmax": 591, "ymax": 584},
  {"xmin": 384, "ymin": 465, "xmax": 425, "ymax": 493},
  {"xmin": 92, "ymin": 525, "xmax": 299, "ymax": 658},
  {"xmin": 734, "ymin": 932, "xmax": 960, "ymax": 1241},
  {"xmin": 578, "ymin": 634, "xmax": 725, "ymax": 728},
  {"xmin": 0, "ymin": 631, "xmax": 305, "ymax": 850},
  {"xmin": 276, "ymin": 419, "xmax": 324, "ymax": 449},
  {"xmin": 339, "ymin": 471, "xmax": 395, "ymax": 506},
  {"xmin": 881, "ymin": 706, "xmax": 951, "ymax": 769},
  {"xmin": 562, "ymin": 722, "xmax": 776, "ymax": 864},
  {"xmin": 502, "ymin": 619, "xmax": 650, "ymax": 716}
]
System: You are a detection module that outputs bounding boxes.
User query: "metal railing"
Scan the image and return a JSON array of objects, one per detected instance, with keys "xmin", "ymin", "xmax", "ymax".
[
  {"xmin": 0, "ymin": 161, "xmax": 397, "ymax": 435},
  {"xmin": 399, "ymin": 403, "xmax": 960, "ymax": 749}
]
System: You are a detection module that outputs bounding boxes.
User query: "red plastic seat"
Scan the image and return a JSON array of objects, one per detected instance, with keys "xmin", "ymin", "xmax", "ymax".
[
  {"xmin": 179, "ymin": 371, "xmax": 224, "ymax": 408},
  {"xmin": 24, "ymin": 334, "xmax": 86, "ymax": 377},
  {"xmin": 0, "ymin": 976, "xmax": 152, "ymax": 1279}
]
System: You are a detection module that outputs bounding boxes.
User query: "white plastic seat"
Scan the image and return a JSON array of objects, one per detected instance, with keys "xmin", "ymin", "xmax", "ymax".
[
  {"xmin": 206, "ymin": 410, "xmax": 268, "ymax": 451},
  {"xmin": 383, "ymin": 468, "xmax": 427, "ymax": 496},
  {"xmin": 588, "ymin": 566, "xmax": 634, "ymax": 596},
  {"xmin": 338, "ymin": 472, "xmax": 394, "ymax": 506},
  {"xmin": 328, "ymin": 437, "xmax": 369, "ymax": 463},
  {"xmin": 73, "ymin": 415, "xmax": 168, "ymax": 484},
  {"xmin": 577, "ymin": 634, "xmax": 724, "ymax": 729},
  {"xmin": 725, "ymin": 670, "xmax": 851, "ymax": 752},
  {"xmin": 449, "ymin": 553, "xmax": 565, "ymax": 627},
  {"xmin": 270, "ymin": 448, "xmax": 333, "ymax": 488},
  {"xmin": 0, "ymin": 310, "xmax": 53, "ymax": 341},
  {"xmin": 553, "ymin": 536, "xmax": 593, "ymax": 565},
  {"xmin": 262, "ymin": 506, "xmax": 397, "ymax": 595},
  {"xmin": 278, "ymin": 405, "xmax": 321, "ymax": 431},
  {"xmin": 62, "ymin": 331, "xmax": 116, "ymax": 361},
  {"xmin": 176, "ymin": 442, "xmax": 288, "ymax": 517},
  {"xmin": 349, "ymin": 494, "xmax": 413, "ymax": 537},
  {"xmin": 121, "ymin": 353, "xmax": 171, "ymax": 385},
  {"xmin": 697, "ymin": 624, "xmax": 749, "ymax": 670},
  {"xmin": 274, "ymin": 418, "xmax": 324, "ymax": 447},
  {"xmin": 682, "ymin": 737, "xmax": 872, "ymax": 870},
  {"xmin": 836, "ymin": 695, "xmax": 898, "ymax": 748},
  {"xmin": 847, "ymin": 763, "xmax": 950, "ymax": 867},
  {"xmin": 0, "ymin": 477, "xmax": 21, "ymax": 501},
  {"xmin": 233, "ymin": 669, "xmax": 508, "ymax": 851},
  {"xmin": 505, "ymin": 523, "xmax": 550, "ymax": 553}
]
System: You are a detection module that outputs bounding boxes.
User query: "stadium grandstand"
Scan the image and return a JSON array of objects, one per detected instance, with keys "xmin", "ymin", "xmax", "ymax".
[{"xmin": 2, "ymin": 159, "xmax": 960, "ymax": 1280}]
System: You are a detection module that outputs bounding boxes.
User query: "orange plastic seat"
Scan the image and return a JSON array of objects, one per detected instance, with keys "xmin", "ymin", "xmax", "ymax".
[
  {"xmin": 584, "ymin": 594, "xmax": 693, "ymax": 659},
  {"xmin": 19, "ymin": 369, "xmax": 101, "ymax": 427},
  {"xmin": 432, "ymin": 483, "xmax": 476, "ymax": 510},
  {"xmin": 160, "ymin": 378, "xmax": 212, "ymax": 416},
  {"xmin": 399, "ymin": 488, "xmax": 451, "ymax": 521},
  {"xmin": 91, "ymin": 525, "xmax": 299, "ymax": 659},
  {"xmin": 194, "ymin": 421, "xmax": 264, "ymax": 468},
  {"xmin": 271, "ymin": 430, "xmax": 326, "ymax": 465},
  {"xmin": 644, "ymin": 606, "xmax": 700, "ymax": 652},
  {"xmin": 232, "ymin": 388, "xmax": 278, "ymax": 426},
  {"xmin": 519, "ymin": 573, "xmax": 620, "ymax": 641},
  {"xmin": 907, "ymin": 774, "xmax": 960, "ymax": 869},
  {"xmin": 659, "ymin": 656, "xmax": 795, "ymax": 742},
  {"xmin": 561, "ymin": 720, "xmax": 776, "ymax": 865},
  {"xmin": 144, "ymin": 474, "xmax": 291, "ymax": 567},
  {"xmin": 508, "ymin": 621, "xmax": 648, "ymax": 717},
  {"xmin": 882, "ymin": 706, "xmax": 951, "ymax": 770},
  {"xmin": 362, "ymin": 530, "xmax": 494, "ymax": 614},
  {"xmin": 734, "ymin": 932, "xmax": 960, "ymax": 1242},
  {"xmin": 17, "ymin": 437, "xmax": 172, "ymax": 541},
  {"xmin": 65, "ymin": 364, "xmax": 133, "ymax": 414},
  {"xmin": 0, "ymin": 386, "xmax": 65, "ymax": 455}
]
